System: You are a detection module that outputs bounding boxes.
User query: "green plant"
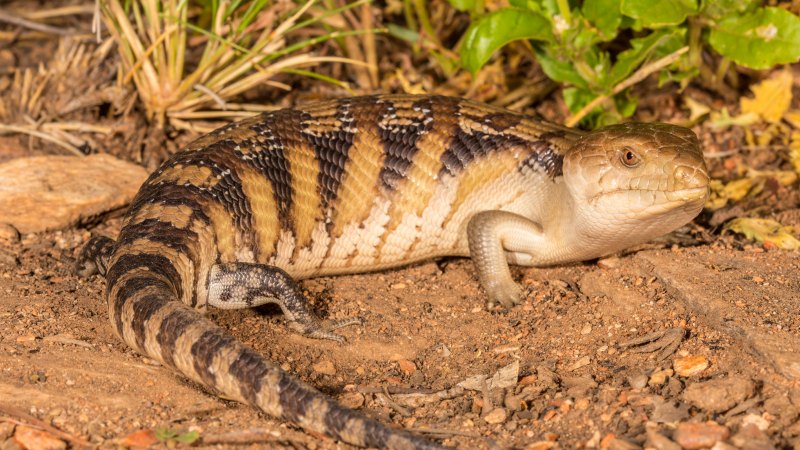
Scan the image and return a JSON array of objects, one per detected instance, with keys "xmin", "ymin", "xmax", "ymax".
[
  {"xmin": 98, "ymin": 0, "xmax": 374, "ymax": 131},
  {"xmin": 451, "ymin": 0, "xmax": 800, "ymax": 125}
]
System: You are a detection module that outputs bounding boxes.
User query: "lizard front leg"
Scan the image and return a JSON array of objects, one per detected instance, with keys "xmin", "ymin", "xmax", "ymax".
[
  {"xmin": 467, "ymin": 210, "xmax": 544, "ymax": 309},
  {"xmin": 208, "ymin": 263, "xmax": 360, "ymax": 342}
]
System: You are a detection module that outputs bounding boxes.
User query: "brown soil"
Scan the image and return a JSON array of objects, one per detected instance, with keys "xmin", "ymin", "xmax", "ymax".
[
  {"xmin": 2, "ymin": 3, "xmax": 800, "ymax": 449},
  {"xmin": 2, "ymin": 220, "xmax": 800, "ymax": 449}
]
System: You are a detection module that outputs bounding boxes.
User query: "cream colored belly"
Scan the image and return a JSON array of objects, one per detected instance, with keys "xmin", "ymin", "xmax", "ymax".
[{"xmin": 272, "ymin": 168, "xmax": 543, "ymax": 279}]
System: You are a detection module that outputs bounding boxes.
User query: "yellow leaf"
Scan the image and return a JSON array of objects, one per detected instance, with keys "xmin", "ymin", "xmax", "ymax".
[
  {"xmin": 748, "ymin": 168, "xmax": 798, "ymax": 186},
  {"xmin": 683, "ymin": 96, "xmax": 710, "ymax": 122},
  {"xmin": 710, "ymin": 107, "xmax": 759, "ymax": 129},
  {"xmin": 740, "ymin": 70, "xmax": 793, "ymax": 124},
  {"xmin": 785, "ymin": 110, "xmax": 800, "ymax": 129},
  {"xmin": 725, "ymin": 218, "xmax": 800, "ymax": 250},
  {"xmin": 790, "ymin": 131, "xmax": 800, "ymax": 177}
]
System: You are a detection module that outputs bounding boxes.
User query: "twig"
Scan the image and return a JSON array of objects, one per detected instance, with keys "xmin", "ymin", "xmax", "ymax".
[
  {"xmin": 411, "ymin": 427, "xmax": 482, "ymax": 438},
  {"xmin": 0, "ymin": 124, "xmax": 84, "ymax": 156},
  {"xmin": 355, "ymin": 386, "xmax": 437, "ymax": 395},
  {"xmin": 378, "ymin": 386, "xmax": 412, "ymax": 417},
  {"xmin": 0, "ymin": 404, "xmax": 92, "ymax": 449},
  {"xmin": 566, "ymin": 46, "xmax": 689, "ymax": 127},
  {"xmin": 198, "ymin": 428, "xmax": 288, "ymax": 445},
  {"xmin": 0, "ymin": 10, "xmax": 75, "ymax": 36}
]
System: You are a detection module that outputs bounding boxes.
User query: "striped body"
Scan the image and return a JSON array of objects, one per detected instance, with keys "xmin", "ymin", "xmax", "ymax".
[
  {"xmin": 126, "ymin": 95, "xmax": 580, "ymax": 309},
  {"xmin": 79, "ymin": 94, "xmax": 708, "ymax": 450}
]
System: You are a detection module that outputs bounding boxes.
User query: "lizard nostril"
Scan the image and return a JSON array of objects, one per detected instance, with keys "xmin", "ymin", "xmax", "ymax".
[{"xmin": 673, "ymin": 165, "xmax": 709, "ymax": 190}]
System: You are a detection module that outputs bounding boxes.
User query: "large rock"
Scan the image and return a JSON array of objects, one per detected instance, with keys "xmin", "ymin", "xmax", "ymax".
[{"xmin": 0, "ymin": 154, "xmax": 147, "ymax": 233}]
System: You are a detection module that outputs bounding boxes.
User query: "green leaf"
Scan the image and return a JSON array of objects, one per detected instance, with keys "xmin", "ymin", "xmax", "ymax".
[
  {"xmin": 607, "ymin": 28, "xmax": 685, "ymax": 87},
  {"xmin": 620, "ymin": 0, "xmax": 698, "ymax": 28},
  {"xmin": 461, "ymin": 8, "xmax": 553, "ymax": 73},
  {"xmin": 709, "ymin": 7, "xmax": 800, "ymax": 69},
  {"xmin": 447, "ymin": 0, "xmax": 476, "ymax": 12},
  {"xmin": 583, "ymin": 0, "xmax": 622, "ymax": 38},
  {"xmin": 175, "ymin": 431, "xmax": 200, "ymax": 444},
  {"xmin": 155, "ymin": 429, "xmax": 178, "ymax": 441},
  {"xmin": 535, "ymin": 48, "xmax": 589, "ymax": 88},
  {"xmin": 701, "ymin": 0, "xmax": 759, "ymax": 21},
  {"xmin": 563, "ymin": 87, "xmax": 595, "ymax": 113},
  {"xmin": 387, "ymin": 24, "xmax": 419, "ymax": 44}
]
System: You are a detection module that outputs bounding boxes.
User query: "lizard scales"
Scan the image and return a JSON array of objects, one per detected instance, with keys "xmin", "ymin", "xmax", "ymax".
[{"xmin": 77, "ymin": 94, "xmax": 709, "ymax": 449}]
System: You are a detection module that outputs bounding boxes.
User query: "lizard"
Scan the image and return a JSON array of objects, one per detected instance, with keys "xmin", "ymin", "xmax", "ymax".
[{"xmin": 75, "ymin": 94, "xmax": 709, "ymax": 449}]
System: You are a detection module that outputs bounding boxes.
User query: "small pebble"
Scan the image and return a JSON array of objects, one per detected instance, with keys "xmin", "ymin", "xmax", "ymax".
[
  {"xmin": 597, "ymin": 257, "xmax": 621, "ymax": 269},
  {"xmin": 338, "ymin": 392, "xmax": 365, "ymax": 409},
  {"xmin": 391, "ymin": 282, "xmax": 407, "ymax": 289},
  {"xmin": 673, "ymin": 422, "xmax": 730, "ymax": 450},
  {"xmin": 741, "ymin": 413, "xmax": 770, "ymax": 431},
  {"xmin": 674, "ymin": 355, "xmax": 708, "ymax": 377},
  {"xmin": 312, "ymin": 360, "xmax": 336, "ymax": 376},
  {"xmin": 397, "ymin": 359, "xmax": 416, "ymax": 375},
  {"xmin": 581, "ymin": 324, "xmax": 592, "ymax": 335},
  {"xmin": 0, "ymin": 422, "xmax": 14, "ymax": 440},
  {"xmin": 0, "ymin": 223, "xmax": 20, "ymax": 242},
  {"xmin": 646, "ymin": 426, "xmax": 681, "ymax": 450},
  {"xmin": 628, "ymin": 372, "xmax": 648, "ymax": 389},
  {"xmin": 682, "ymin": 377, "xmax": 754, "ymax": 413},
  {"xmin": 729, "ymin": 424, "xmax": 772, "ymax": 449},
  {"xmin": 649, "ymin": 369, "xmax": 673, "ymax": 386},
  {"xmin": 483, "ymin": 408, "xmax": 507, "ymax": 424},
  {"xmin": 13, "ymin": 426, "xmax": 66, "ymax": 450},
  {"xmin": 568, "ymin": 356, "xmax": 591, "ymax": 371}
]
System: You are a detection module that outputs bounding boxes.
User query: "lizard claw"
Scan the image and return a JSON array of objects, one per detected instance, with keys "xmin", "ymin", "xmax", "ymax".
[{"xmin": 485, "ymin": 282, "xmax": 524, "ymax": 309}]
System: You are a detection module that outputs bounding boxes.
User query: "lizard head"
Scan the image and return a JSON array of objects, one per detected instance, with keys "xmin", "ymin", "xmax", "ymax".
[{"xmin": 562, "ymin": 122, "xmax": 708, "ymax": 247}]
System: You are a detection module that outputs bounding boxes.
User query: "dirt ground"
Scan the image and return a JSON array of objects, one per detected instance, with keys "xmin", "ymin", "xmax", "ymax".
[
  {"xmin": 2, "ymin": 3, "xmax": 800, "ymax": 449},
  {"xmin": 2, "ymin": 216, "xmax": 800, "ymax": 449}
]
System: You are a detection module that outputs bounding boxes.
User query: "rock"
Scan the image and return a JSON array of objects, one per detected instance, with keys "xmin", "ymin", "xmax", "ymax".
[
  {"xmin": 483, "ymin": 408, "xmax": 507, "ymax": 424},
  {"xmin": 0, "ymin": 248, "xmax": 18, "ymax": 267},
  {"xmin": 0, "ymin": 223, "xmax": 19, "ymax": 242},
  {"xmin": 312, "ymin": 360, "xmax": 336, "ymax": 376},
  {"xmin": 120, "ymin": 429, "xmax": 159, "ymax": 448},
  {"xmin": 338, "ymin": 392, "xmax": 365, "ymax": 409},
  {"xmin": 607, "ymin": 437, "xmax": 642, "ymax": 450},
  {"xmin": 682, "ymin": 377, "xmax": 754, "ymax": 413},
  {"xmin": 729, "ymin": 424, "xmax": 774, "ymax": 450},
  {"xmin": 459, "ymin": 361, "xmax": 519, "ymax": 391},
  {"xmin": 13, "ymin": 426, "xmax": 66, "ymax": 450},
  {"xmin": 646, "ymin": 426, "xmax": 682, "ymax": 450},
  {"xmin": 651, "ymin": 400, "xmax": 690, "ymax": 423},
  {"xmin": 0, "ymin": 423, "xmax": 14, "ymax": 441},
  {"xmin": 562, "ymin": 375, "xmax": 597, "ymax": 396},
  {"xmin": 672, "ymin": 422, "xmax": 730, "ymax": 450},
  {"xmin": 628, "ymin": 371, "xmax": 649, "ymax": 389},
  {"xmin": 0, "ymin": 154, "xmax": 148, "ymax": 233},
  {"xmin": 397, "ymin": 359, "xmax": 416, "ymax": 375},
  {"xmin": 650, "ymin": 368, "xmax": 674, "ymax": 386},
  {"xmin": 674, "ymin": 355, "xmax": 708, "ymax": 377},
  {"xmin": 741, "ymin": 413, "xmax": 770, "ymax": 431}
]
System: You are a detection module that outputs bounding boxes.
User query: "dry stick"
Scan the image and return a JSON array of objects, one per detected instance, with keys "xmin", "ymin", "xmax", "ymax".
[
  {"xmin": 0, "ymin": 10, "xmax": 74, "ymax": 36},
  {"xmin": 381, "ymin": 386, "xmax": 412, "ymax": 417},
  {"xmin": 0, "ymin": 124, "xmax": 84, "ymax": 156},
  {"xmin": 361, "ymin": 1, "xmax": 378, "ymax": 87},
  {"xmin": 566, "ymin": 46, "xmax": 689, "ymax": 127},
  {"xmin": 0, "ymin": 404, "xmax": 92, "ymax": 449},
  {"xmin": 198, "ymin": 428, "xmax": 289, "ymax": 445},
  {"xmin": 412, "ymin": 427, "xmax": 483, "ymax": 438}
]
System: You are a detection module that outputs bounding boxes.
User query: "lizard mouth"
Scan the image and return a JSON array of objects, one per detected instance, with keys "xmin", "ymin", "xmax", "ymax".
[{"xmin": 590, "ymin": 186, "xmax": 708, "ymax": 205}]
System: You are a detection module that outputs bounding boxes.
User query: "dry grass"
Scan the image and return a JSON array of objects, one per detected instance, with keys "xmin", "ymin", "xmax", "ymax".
[{"xmin": 97, "ymin": 0, "xmax": 376, "ymax": 131}]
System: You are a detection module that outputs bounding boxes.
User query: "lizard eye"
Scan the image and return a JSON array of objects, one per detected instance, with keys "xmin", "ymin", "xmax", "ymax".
[{"xmin": 620, "ymin": 147, "xmax": 641, "ymax": 167}]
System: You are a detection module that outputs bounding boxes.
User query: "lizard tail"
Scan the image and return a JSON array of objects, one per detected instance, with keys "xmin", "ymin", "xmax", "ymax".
[{"xmin": 88, "ymin": 244, "xmax": 446, "ymax": 450}]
